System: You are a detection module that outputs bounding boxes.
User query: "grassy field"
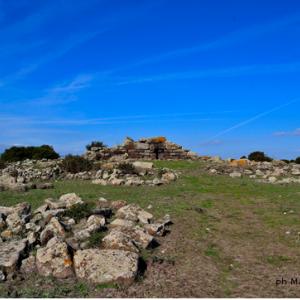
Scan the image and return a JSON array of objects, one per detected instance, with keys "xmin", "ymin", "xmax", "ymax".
[{"xmin": 1, "ymin": 160, "xmax": 300, "ymax": 297}]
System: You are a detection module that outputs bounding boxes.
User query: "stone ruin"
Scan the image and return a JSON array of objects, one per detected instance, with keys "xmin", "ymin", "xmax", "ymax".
[
  {"xmin": 0, "ymin": 193, "xmax": 172, "ymax": 285},
  {"xmin": 85, "ymin": 136, "xmax": 198, "ymax": 161},
  {"xmin": 203, "ymin": 157, "xmax": 300, "ymax": 184}
]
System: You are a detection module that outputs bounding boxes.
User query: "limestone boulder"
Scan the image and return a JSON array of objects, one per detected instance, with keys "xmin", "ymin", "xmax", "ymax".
[
  {"xmin": 40, "ymin": 217, "xmax": 65, "ymax": 245},
  {"xmin": 102, "ymin": 230, "xmax": 139, "ymax": 253},
  {"xmin": 73, "ymin": 249, "xmax": 139, "ymax": 284},
  {"xmin": 0, "ymin": 239, "xmax": 27, "ymax": 275},
  {"xmin": 6, "ymin": 212, "xmax": 24, "ymax": 234},
  {"xmin": 36, "ymin": 237, "xmax": 73, "ymax": 279},
  {"xmin": 116, "ymin": 204, "xmax": 153, "ymax": 225},
  {"xmin": 110, "ymin": 218, "xmax": 135, "ymax": 229}
]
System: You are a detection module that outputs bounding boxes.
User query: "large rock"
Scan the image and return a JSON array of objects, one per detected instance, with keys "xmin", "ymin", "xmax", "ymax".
[
  {"xmin": 0, "ymin": 202, "xmax": 30, "ymax": 217},
  {"xmin": 0, "ymin": 239, "xmax": 27, "ymax": 275},
  {"xmin": 116, "ymin": 204, "xmax": 153, "ymax": 224},
  {"xmin": 6, "ymin": 213, "xmax": 24, "ymax": 234},
  {"xmin": 40, "ymin": 217, "xmax": 65, "ymax": 245},
  {"xmin": 73, "ymin": 249, "xmax": 139, "ymax": 284},
  {"xmin": 36, "ymin": 237, "xmax": 73, "ymax": 279},
  {"xmin": 45, "ymin": 193, "xmax": 83, "ymax": 209},
  {"xmin": 121, "ymin": 226, "xmax": 154, "ymax": 249},
  {"xmin": 102, "ymin": 230, "xmax": 139, "ymax": 253},
  {"xmin": 132, "ymin": 161, "xmax": 153, "ymax": 173}
]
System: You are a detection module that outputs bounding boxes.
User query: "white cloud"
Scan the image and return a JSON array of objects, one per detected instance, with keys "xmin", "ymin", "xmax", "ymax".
[{"xmin": 273, "ymin": 128, "xmax": 300, "ymax": 136}]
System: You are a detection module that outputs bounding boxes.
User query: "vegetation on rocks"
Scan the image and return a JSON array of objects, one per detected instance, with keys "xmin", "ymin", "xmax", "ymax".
[
  {"xmin": 248, "ymin": 151, "xmax": 273, "ymax": 162},
  {"xmin": 86, "ymin": 141, "xmax": 107, "ymax": 150},
  {"xmin": 61, "ymin": 155, "xmax": 93, "ymax": 174}
]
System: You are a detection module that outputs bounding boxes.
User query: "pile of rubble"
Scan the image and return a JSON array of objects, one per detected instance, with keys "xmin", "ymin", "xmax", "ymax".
[
  {"xmin": 85, "ymin": 136, "xmax": 198, "ymax": 161},
  {"xmin": 204, "ymin": 157, "xmax": 300, "ymax": 184},
  {"xmin": 0, "ymin": 193, "xmax": 172, "ymax": 284},
  {"xmin": 0, "ymin": 160, "xmax": 178, "ymax": 192}
]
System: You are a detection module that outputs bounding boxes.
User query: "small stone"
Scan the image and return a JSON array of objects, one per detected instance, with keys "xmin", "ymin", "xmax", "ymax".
[
  {"xmin": 0, "ymin": 270, "xmax": 5, "ymax": 282},
  {"xmin": 6, "ymin": 212, "xmax": 24, "ymax": 234}
]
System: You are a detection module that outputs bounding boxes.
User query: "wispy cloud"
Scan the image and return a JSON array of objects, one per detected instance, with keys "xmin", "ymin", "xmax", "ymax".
[
  {"xmin": 116, "ymin": 62, "xmax": 300, "ymax": 85},
  {"xmin": 202, "ymin": 97, "xmax": 300, "ymax": 144},
  {"xmin": 123, "ymin": 12, "xmax": 300, "ymax": 68},
  {"xmin": 273, "ymin": 128, "xmax": 300, "ymax": 136},
  {"xmin": 26, "ymin": 74, "xmax": 94, "ymax": 106}
]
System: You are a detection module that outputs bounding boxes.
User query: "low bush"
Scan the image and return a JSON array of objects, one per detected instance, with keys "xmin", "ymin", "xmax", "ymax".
[
  {"xmin": 118, "ymin": 162, "xmax": 136, "ymax": 174},
  {"xmin": 295, "ymin": 157, "xmax": 300, "ymax": 164},
  {"xmin": 61, "ymin": 155, "xmax": 93, "ymax": 174},
  {"xmin": 86, "ymin": 141, "xmax": 107, "ymax": 150},
  {"xmin": 248, "ymin": 151, "xmax": 272, "ymax": 162},
  {"xmin": 1, "ymin": 145, "xmax": 59, "ymax": 162},
  {"xmin": 64, "ymin": 202, "xmax": 95, "ymax": 222},
  {"xmin": 0, "ymin": 160, "xmax": 6, "ymax": 169}
]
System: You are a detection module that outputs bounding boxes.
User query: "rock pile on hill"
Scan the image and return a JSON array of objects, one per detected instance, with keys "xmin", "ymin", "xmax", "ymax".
[
  {"xmin": 204, "ymin": 158, "xmax": 300, "ymax": 184},
  {"xmin": 85, "ymin": 136, "xmax": 198, "ymax": 161},
  {"xmin": 0, "ymin": 193, "xmax": 172, "ymax": 284}
]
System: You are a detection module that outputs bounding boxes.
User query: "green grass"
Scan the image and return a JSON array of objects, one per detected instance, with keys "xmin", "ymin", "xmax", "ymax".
[{"xmin": 1, "ymin": 160, "xmax": 300, "ymax": 297}]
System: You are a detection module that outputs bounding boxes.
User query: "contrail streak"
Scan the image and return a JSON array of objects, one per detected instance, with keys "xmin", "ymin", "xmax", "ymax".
[{"xmin": 203, "ymin": 97, "xmax": 300, "ymax": 144}]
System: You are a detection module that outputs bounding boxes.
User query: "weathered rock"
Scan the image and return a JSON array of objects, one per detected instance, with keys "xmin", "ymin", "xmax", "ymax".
[
  {"xmin": 36, "ymin": 182, "xmax": 54, "ymax": 190},
  {"xmin": 122, "ymin": 226, "xmax": 154, "ymax": 249},
  {"xmin": 59, "ymin": 193, "xmax": 83, "ymax": 208},
  {"xmin": 86, "ymin": 215, "xmax": 105, "ymax": 232},
  {"xmin": 36, "ymin": 237, "xmax": 73, "ymax": 279},
  {"xmin": 229, "ymin": 172, "xmax": 242, "ymax": 178},
  {"xmin": 102, "ymin": 230, "xmax": 139, "ymax": 253},
  {"xmin": 144, "ymin": 223, "xmax": 165, "ymax": 236},
  {"xmin": 110, "ymin": 218, "xmax": 135, "ymax": 229},
  {"xmin": 20, "ymin": 255, "xmax": 36, "ymax": 274},
  {"xmin": 137, "ymin": 210, "xmax": 153, "ymax": 225},
  {"xmin": 40, "ymin": 217, "xmax": 65, "ymax": 245},
  {"xmin": 73, "ymin": 249, "xmax": 139, "ymax": 284},
  {"xmin": 116, "ymin": 204, "xmax": 153, "ymax": 225},
  {"xmin": 161, "ymin": 171, "xmax": 177, "ymax": 183},
  {"xmin": 111, "ymin": 200, "xmax": 127, "ymax": 210},
  {"xmin": 0, "ymin": 239, "xmax": 27, "ymax": 275},
  {"xmin": 6, "ymin": 212, "xmax": 24, "ymax": 234},
  {"xmin": 132, "ymin": 161, "xmax": 153, "ymax": 173}
]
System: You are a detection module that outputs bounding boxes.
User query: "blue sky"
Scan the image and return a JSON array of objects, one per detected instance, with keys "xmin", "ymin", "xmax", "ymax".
[{"xmin": 0, "ymin": 0, "xmax": 300, "ymax": 159}]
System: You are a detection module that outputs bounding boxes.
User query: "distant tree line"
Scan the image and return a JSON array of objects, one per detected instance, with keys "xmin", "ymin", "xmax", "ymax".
[
  {"xmin": 0, "ymin": 145, "xmax": 59, "ymax": 162},
  {"xmin": 244, "ymin": 151, "xmax": 300, "ymax": 164}
]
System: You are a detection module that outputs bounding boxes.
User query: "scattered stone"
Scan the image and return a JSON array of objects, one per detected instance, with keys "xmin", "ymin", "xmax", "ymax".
[
  {"xmin": 111, "ymin": 200, "xmax": 127, "ymax": 210},
  {"xmin": 6, "ymin": 213, "xmax": 24, "ymax": 234}
]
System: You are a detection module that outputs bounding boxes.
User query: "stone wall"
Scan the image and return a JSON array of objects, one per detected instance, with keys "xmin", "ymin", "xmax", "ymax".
[{"xmin": 84, "ymin": 137, "xmax": 198, "ymax": 161}]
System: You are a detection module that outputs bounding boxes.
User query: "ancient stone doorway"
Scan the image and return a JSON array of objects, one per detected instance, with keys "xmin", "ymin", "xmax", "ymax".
[{"xmin": 154, "ymin": 146, "xmax": 164, "ymax": 159}]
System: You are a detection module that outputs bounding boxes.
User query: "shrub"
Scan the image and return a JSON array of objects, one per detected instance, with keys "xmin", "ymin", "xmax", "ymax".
[
  {"xmin": 86, "ymin": 141, "xmax": 107, "ymax": 151},
  {"xmin": 64, "ymin": 202, "xmax": 95, "ymax": 222},
  {"xmin": 118, "ymin": 162, "xmax": 136, "ymax": 174},
  {"xmin": 248, "ymin": 151, "xmax": 272, "ymax": 162},
  {"xmin": 295, "ymin": 157, "xmax": 300, "ymax": 164},
  {"xmin": 1, "ymin": 145, "xmax": 59, "ymax": 162},
  {"xmin": 0, "ymin": 160, "xmax": 6, "ymax": 169},
  {"xmin": 61, "ymin": 155, "xmax": 93, "ymax": 174}
]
